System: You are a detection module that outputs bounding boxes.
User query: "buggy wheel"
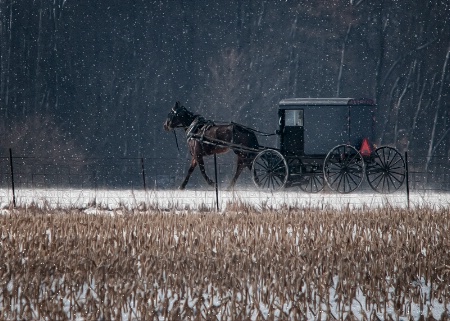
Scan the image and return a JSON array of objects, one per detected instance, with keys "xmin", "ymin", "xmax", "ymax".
[
  {"xmin": 323, "ymin": 144, "xmax": 364, "ymax": 193},
  {"xmin": 299, "ymin": 168, "xmax": 324, "ymax": 193},
  {"xmin": 252, "ymin": 149, "xmax": 288, "ymax": 191},
  {"xmin": 366, "ymin": 146, "xmax": 405, "ymax": 193}
]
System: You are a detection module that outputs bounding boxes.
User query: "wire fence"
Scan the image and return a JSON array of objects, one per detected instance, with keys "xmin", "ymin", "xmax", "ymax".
[
  {"xmin": 0, "ymin": 149, "xmax": 449, "ymax": 209},
  {"xmin": 406, "ymin": 155, "xmax": 450, "ymax": 191}
]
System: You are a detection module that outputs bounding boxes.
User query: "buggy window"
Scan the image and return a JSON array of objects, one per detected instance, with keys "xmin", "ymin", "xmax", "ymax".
[{"xmin": 285, "ymin": 110, "xmax": 303, "ymax": 126}]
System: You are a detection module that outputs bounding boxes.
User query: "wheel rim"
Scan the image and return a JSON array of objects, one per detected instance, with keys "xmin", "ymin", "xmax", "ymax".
[
  {"xmin": 366, "ymin": 147, "xmax": 405, "ymax": 193},
  {"xmin": 299, "ymin": 170, "xmax": 324, "ymax": 193},
  {"xmin": 252, "ymin": 150, "xmax": 288, "ymax": 191},
  {"xmin": 323, "ymin": 145, "xmax": 364, "ymax": 193}
]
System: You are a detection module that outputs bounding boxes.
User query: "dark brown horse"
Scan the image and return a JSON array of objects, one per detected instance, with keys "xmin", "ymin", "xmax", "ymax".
[{"xmin": 163, "ymin": 101, "xmax": 260, "ymax": 189}]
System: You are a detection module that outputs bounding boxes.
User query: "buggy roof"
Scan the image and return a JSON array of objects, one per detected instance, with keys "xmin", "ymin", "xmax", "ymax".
[{"xmin": 279, "ymin": 98, "xmax": 375, "ymax": 109}]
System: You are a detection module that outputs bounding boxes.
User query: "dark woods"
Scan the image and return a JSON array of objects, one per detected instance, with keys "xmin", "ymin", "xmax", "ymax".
[{"xmin": 0, "ymin": 1, "xmax": 449, "ymax": 162}]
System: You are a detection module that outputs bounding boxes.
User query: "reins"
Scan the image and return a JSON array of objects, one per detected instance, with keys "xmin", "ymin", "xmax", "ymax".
[
  {"xmin": 169, "ymin": 114, "xmax": 275, "ymax": 154},
  {"xmin": 230, "ymin": 122, "xmax": 277, "ymax": 137},
  {"xmin": 173, "ymin": 129, "xmax": 181, "ymax": 153},
  {"xmin": 193, "ymin": 119, "xmax": 276, "ymax": 137}
]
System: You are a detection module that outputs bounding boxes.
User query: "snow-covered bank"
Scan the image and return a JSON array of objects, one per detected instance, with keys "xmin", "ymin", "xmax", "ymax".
[{"xmin": 1, "ymin": 188, "xmax": 449, "ymax": 211}]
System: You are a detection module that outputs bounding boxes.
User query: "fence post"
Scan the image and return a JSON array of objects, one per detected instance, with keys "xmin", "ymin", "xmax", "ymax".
[
  {"xmin": 405, "ymin": 151, "xmax": 410, "ymax": 209},
  {"xmin": 214, "ymin": 154, "xmax": 219, "ymax": 211},
  {"xmin": 141, "ymin": 157, "xmax": 147, "ymax": 191},
  {"xmin": 9, "ymin": 148, "xmax": 16, "ymax": 208}
]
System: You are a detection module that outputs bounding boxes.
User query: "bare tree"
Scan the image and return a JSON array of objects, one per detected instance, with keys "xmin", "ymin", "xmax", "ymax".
[
  {"xmin": 0, "ymin": 115, "xmax": 84, "ymax": 158},
  {"xmin": 425, "ymin": 43, "xmax": 450, "ymax": 171},
  {"xmin": 0, "ymin": 0, "xmax": 13, "ymax": 119},
  {"xmin": 201, "ymin": 48, "xmax": 251, "ymax": 122},
  {"xmin": 336, "ymin": 24, "xmax": 352, "ymax": 97}
]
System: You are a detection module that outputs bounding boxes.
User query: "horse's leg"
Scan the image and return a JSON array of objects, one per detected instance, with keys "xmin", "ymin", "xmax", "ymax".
[
  {"xmin": 197, "ymin": 155, "xmax": 215, "ymax": 187},
  {"xmin": 180, "ymin": 158, "xmax": 197, "ymax": 190},
  {"xmin": 228, "ymin": 156, "xmax": 246, "ymax": 189}
]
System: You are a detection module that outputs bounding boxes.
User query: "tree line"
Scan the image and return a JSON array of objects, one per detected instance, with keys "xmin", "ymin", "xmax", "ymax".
[{"xmin": 0, "ymin": 0, "xmax": 449, "ymax": 168}]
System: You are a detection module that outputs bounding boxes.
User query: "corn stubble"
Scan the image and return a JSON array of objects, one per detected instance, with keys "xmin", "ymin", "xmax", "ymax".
[{"xmin": 0, "ymin": 205, "xmax": 449, "ymax": 320}]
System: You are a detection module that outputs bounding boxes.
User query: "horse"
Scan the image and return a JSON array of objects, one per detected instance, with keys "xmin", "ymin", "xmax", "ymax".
[{"xmin": 163, "ymin": 101, "xmax": 260, "ymax": 190}]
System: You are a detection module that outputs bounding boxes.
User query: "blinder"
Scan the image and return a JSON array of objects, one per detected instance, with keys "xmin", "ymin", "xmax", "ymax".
[{"xmin": 166, "ymin": 103, "xmax": 191, "ymax": 129}]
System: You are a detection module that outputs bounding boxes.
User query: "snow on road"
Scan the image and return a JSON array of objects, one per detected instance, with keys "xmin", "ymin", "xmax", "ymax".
[{"xmin": 1, "ymin": 188, "xmax": 449, "ymax": 211}]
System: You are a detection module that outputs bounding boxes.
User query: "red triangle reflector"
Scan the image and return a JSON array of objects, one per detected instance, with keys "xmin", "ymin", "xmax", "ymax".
[{"xmin": 360, "ymin": 138, "xmax": 372, "ymax": 157}]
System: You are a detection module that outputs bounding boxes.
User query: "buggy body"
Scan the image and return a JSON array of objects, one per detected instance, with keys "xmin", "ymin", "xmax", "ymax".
[{"xmin": 251, "ymin": 98, "xmax": 406, "ymax": 193}]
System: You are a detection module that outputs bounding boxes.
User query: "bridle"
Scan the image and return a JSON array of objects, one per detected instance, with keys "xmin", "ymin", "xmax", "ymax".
[
  {"xmin": 167, "ymin": 107, "xmax": 192, "ymax": 129},
  {"xmin": 167, "ymin": 106, "xmax": 193, "ymax": 153}
]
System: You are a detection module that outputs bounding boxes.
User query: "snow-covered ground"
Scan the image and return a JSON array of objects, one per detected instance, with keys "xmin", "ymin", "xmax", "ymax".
[
  {"xmin": 1, "ymin": 188, "xmax": 449, "ymax": 211},
  {"xmin": 3, "ymin": 275, "xmax": 448, "ymax": 321}
]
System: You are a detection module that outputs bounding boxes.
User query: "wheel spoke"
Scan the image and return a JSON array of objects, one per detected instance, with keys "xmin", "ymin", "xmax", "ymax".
[
  {"xmin": 385, "ymin": 149, "xmax": 396, "ymax": 167},
  {"xmin": 387, "ymin": 175, "xmax": 398, "ymax": 190},
  {"xmin": 347, "ymin": 153, "xmax": 359, "ymax": 164},
  {"xmin": 388, "ymin": 157, "xmax": 402, "ymax": 168},
  {"xmin": 299, "ymin": 170, "xmax": 324, "ymax": 193},
  {"xmin": 255, "ymin": 160, "xmax": 269, "ymax": 171},
  {"xmin": 329, "ymin": 171, "xmax": 341, "ymax": 186},
  {"xmin": 382, "ymin": 148, "xmax": 388, "ymax": 166},
  {"xmin": 347, "ymin": 172, "xmax": 361, "ymax": 187},
  {"xmin": 267, "ymin": 175, "xmax": 274, "ymax": 189},
  {"xmin": 313, "ymin": 177, "xmax": 320, "ymax": 191},
  {"xmin": 259, "ymin": 173, "xmax": 270, "ymax": 183},
  {"xmin": 342, "ymin": 174, "xmax": 349, "ymax": 193},
  {"xmin": 389, "ymin": 167, "xmax": 405, "ymax": 176},
  {"xmin": 273, "ymin": 173, "xmax": 283, "ymax": 187},
  {"xmin": 336, "ymin": 173, "xmax": 345, "ymax": 192},
  {"xmin": 386, "ymin": 172, "xmax": 404, "ymax": 184},
  {"xmin": 260, "ymin": 174, "xmax": 269, "ymax": 188},
  {"xmin": 263, "ymin": 175, "xmax": 270, "ymax": 189},
  {"xmin": 369, "ymin": 172, "xmax": 384, "ymax": 187}
]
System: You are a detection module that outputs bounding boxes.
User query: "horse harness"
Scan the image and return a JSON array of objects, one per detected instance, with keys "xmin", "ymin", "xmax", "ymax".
[
  {"xmin": 185, "ymin": 115, "xmax": 263, "ymax": 158},
  {"xmin": 182, "ymin": 115, "xmax": 273, "ymax": 155},
  {"xmin": 185, "ymin": 116, "xmax": 218, "ymax": 151}
]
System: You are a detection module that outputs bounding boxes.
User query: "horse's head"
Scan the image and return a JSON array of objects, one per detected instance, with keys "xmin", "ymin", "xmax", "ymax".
[{"xmin": 163, "ymin": 101, "xmax": 194, "ymax": 131}]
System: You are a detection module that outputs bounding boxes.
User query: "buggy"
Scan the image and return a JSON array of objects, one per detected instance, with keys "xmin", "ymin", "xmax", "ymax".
[{"xmin": 251, "ymin": 98, "xmax": 406, "ymax": 193}]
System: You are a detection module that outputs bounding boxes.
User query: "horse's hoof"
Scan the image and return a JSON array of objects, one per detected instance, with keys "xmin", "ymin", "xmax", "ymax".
[{"xmin": 179, "ymin": 186, "xmax": 186, "ymax": 190}]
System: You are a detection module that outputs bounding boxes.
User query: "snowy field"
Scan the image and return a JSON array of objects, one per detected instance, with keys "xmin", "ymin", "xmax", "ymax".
[
  {"xmin": 1, "ymin": 188, "xmax": 449, "ymax": 211},
  {"xmin": 1, "ymin": 189, "xmax": 449, "ymax": 321}
]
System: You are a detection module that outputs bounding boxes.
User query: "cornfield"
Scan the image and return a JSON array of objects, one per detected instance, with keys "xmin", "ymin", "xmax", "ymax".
[{"xmin": 1, "ymin": 204, "xmax": 449, "ymax": 320}]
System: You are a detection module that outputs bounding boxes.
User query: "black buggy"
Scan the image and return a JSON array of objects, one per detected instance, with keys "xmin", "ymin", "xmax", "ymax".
[{"xmin": 251, "ymin": 98, "xmax": 406, "ymax": 193}]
